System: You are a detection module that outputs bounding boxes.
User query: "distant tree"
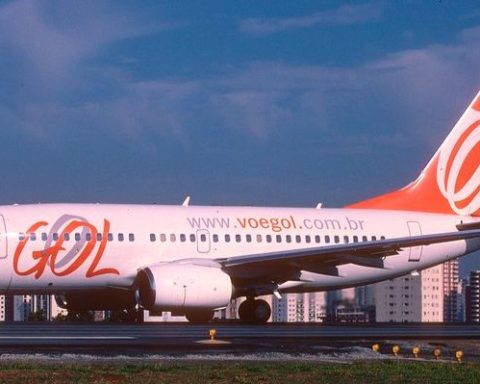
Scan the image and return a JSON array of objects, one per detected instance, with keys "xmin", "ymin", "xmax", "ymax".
[
  {"xmin": 52, "ymin": 312, "xmax": 68, "ymax": 322},
  {"xmin": 53, "ymin": 310, "xmax": 95, "ymax": 322}
]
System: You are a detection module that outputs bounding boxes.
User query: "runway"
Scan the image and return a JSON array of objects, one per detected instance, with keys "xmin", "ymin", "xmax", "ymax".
[{"xmin": 0, "ymin": 323, "xmax": 478, "ymax": 350}]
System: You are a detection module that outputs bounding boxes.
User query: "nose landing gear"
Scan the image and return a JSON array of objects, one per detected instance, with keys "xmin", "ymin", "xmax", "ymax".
[{"xmin": 238, "ymin": 298, "xmax": 271, "ymax": 324}]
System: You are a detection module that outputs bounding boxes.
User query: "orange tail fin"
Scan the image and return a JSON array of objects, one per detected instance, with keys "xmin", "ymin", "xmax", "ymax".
[{"xmin": 349, "ymin": 90, "xmax": 480, "ymax": 216}]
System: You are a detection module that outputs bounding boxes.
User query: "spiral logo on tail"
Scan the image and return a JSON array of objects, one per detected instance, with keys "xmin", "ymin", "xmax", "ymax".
[{"xmin": 437, "ymin": 119, "xmax": 480, "ymax": 215}]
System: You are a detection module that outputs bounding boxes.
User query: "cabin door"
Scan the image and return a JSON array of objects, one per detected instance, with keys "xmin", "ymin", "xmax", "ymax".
[{"xmin": 196, "ymin": 229, "xmax": 211, "ymax": 254}]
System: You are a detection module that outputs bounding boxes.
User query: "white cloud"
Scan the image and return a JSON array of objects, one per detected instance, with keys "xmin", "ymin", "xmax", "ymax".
[
  {"xmin": 0, "ymin": 0, "xmax": 169, "ymax": 90},
  {"xmin": 209, "ymin": 89, "xmax": 291, "ymax": 139},
  {"xmin": 5, "ymin": 26, "xmax": 480, "ymax": 151},
  {"xmin": 239, "ymin": 3, "xmax": 383, "ymax": 36},
  {"xmin": 0, "ymin": 0, "xmax": 177, "ymax": 140},
  {"xmin": 203, "ymin": 25, "xmax": 480, "ymax": 145},
  {"xmin": 0, "ymin": 0, "xmax": 479, "ymax": 158}
]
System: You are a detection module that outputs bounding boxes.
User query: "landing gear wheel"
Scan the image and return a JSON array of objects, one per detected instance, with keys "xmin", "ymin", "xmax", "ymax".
[
  {"xmin": 239, "ymin": 299, "xmax": 271, "ymax": 324},
  {"xmin": 135, "ymin": 308, "xmax": 144, "ymax": 324},
  {"xmin": 185, "ymin": 310, "xmax": 214, "ymax": 324},
  {"xmin": 253, "ymin": 299, "xmax": 271, "ymax": 323},
  {"xmin": 238, "ymin": 299, "xmax": 255, "ymax": 323},
  {"xmin": 127, "ymin": 308, "xmax": 144, "ymax": 324}
]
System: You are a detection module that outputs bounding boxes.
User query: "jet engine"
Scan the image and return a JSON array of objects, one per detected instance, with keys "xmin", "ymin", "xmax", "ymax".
[{"xmin": 136, "ymin": 261, "xmax": 233, "ymax": 312}]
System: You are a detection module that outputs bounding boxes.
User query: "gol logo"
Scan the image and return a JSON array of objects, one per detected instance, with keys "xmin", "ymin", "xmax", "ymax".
[
  {"xmin": 436, "ymin": 119, "xmax": 480, "ymax": 215},
  {"xmin": 14, "ymin": 215, "xmax": 120, "ymax": 279}
]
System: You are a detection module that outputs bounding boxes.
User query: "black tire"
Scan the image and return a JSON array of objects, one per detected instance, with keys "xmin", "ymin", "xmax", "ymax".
[
  {"xmin": 253, "ymin": 299, "xmax": 271, "ymax": 324},
  {"xmin": 238, "ymin": 299, "xmax": 256, "ymax": 324},
  {"xmin": 135, "ymin": 308, "xmax": 145, "ymax": 324},
  {"xmin": 239, "ymin": 299, "xmax": 271, "ymax": 324},
  {"xmin": 185, "ymin": 310, "xmax": 214, "ymax": 324},
  {"xmin": 126, "ymin": 308, "xmax": 144, "ymax": 324}
]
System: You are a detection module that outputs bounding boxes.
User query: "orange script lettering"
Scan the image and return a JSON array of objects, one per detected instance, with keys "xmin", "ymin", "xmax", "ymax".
[{"xmin": 13, "ymin": 218, "xmax": 120, "ymax": 279}]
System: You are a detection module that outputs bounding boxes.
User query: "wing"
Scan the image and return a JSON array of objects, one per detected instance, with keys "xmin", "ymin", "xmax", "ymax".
[{"xmin": 217, "ymin": 228, "xmax": 480, "ymax": 285}]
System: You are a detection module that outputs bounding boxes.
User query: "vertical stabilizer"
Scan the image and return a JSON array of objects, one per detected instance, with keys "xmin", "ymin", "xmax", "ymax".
[{"xmin": 349, "ymin": 90, "xmax": 480, "ymax": 216}]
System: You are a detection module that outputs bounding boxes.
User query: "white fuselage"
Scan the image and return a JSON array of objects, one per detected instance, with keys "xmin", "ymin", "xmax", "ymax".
[{"xmin": 1, "ymin": 203, "xmax": 479, "ymax": 295}]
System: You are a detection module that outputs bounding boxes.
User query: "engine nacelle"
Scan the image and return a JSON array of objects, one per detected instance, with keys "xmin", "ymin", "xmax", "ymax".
[{"xmin": 136, "ymin": 262, "xmax": 233, "ymax": 311}]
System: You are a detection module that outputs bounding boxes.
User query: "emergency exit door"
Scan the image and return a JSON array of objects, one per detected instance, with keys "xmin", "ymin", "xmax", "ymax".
[{"xmin": 196, "ymin": 229, "xmax": 211, "ymax": 253}]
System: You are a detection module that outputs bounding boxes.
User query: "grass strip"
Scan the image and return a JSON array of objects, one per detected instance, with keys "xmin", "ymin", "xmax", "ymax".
[{"xmin": 0, "ymin": 360, "xmax": 479, "ymax": 383}]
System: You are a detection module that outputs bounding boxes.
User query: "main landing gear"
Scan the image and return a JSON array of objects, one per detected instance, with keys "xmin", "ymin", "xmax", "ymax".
[
  {"xmin": 127, "ymin": 307, "xmax": 145, "ymax": 324},
  {"xmin": 238, "ymin": 298, "xmax": 271, "ymax": 324}
]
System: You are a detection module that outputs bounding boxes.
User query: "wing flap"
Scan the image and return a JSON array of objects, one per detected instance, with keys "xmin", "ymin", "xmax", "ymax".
[{"xmin": 220, "ymin": 228, "xmax": 480, "ymax": 282}]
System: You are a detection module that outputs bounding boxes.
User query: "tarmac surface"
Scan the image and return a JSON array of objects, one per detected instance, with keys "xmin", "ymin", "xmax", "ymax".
[{"xmin": 0, "ymin": 323, "xmax": 479, "ymax": 361}]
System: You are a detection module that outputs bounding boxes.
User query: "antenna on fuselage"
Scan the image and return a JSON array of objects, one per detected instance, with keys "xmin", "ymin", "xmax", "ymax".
[{"xmin": 182, "ymin": 196, "xmax": 191, "ymax": 207}]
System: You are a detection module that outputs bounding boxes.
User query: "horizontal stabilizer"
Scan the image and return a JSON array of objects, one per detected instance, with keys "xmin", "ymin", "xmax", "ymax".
[{"xmin": 457, "ymin": 221, "xmax": 480, "ymax": 231}]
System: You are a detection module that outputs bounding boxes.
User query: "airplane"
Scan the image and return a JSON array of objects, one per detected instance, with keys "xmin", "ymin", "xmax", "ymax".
[{"xmin": 1, "ymin": 90, "xmax": 480, "ymax": 324}]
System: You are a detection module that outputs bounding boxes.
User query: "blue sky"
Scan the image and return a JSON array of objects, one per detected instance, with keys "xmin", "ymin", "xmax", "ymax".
[{"xmin": 1, "ymin": 1, "xmax": 480, "ymax": 275}]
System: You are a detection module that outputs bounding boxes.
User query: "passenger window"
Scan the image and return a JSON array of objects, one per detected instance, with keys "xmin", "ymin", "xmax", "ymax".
[
  {"xmin": 286, "ymin": 235, "xmax": 292, "ymax": 243},
  {"xmin": 150, "ymin": 233, "xmax": 156, "ymax": 242},
  {"xmin": 362, "ymin": 236, "xmax": 368, "ymax": 242},
  {"xmin": 97, "ymin": 233, "xmax": 102, "ymax": 241},
  {"xmin": 225, "ymin": 234, "xmax": 230, "ymax": 243},
  {"xmin": 353, "ymin": 235, "xmax": 359, "ymax": 243},
  {"xmin": 52, "ymin": 233, "xmax": 59, "ymax": 241},
  {"xmin": 180, "ymin": 234, "xmax": 186, "ymax": 242},
  {"xmin": 118, "ymin": 233, "xmax": 124, "ymax": 242},
  {"xmin": 325, "ymin": 235, "xmax": 330, "ymax": 243},
  {"xmin": 235, "ymin": 234, "xmax": 241, "ymax": 243},
  {"xmin": 30, "ymin": 233, "xmax": 36, "ymax": 241},
  {"xmin": 256, "ymin": 234, "xmax": 262, "ymax": 243},
  {"xmin": 213, "ymin": 234, "xmax": 219, "ymax": 243},
  {"xmin": 41, "ymin": 233, "xmax": 47, "ymax": 241},
  {"xmin": 344, "ymin": 236, "xmax": 349, "ymax": 243},
  {"xmin": 266, "ymin": 235, "xmax": 272, "ymax": 243},
  {"xmin": 246, "ymin": 234, "xmax": 252, "ymax": 243},
  {"xmin": 315, "ymin": 235, "xmax": 321, "ymax": 243},
  {"xmin": 108, "ymin": 233, "xmax": 114, "ymax": 242},
  {"xmin": 169, "ymin": 234, "xmax": 175, "ymax": 242},
  {"xmin": 129, "ymin": 233, "xmax": 135, "ymax": 242},
  {"xmin": 63, "ymin": 233, "xmax": 69, "ymax": 241},
  {"xmin": 276, "ymin": 235, "xmax": 282, "ymax": 243},
  {"xmin": 372, "ymin": 236, "xmax": 377, "ymax": 241},
  {"xmin": 334, "ymin": 235, "xmax": 340, "ymax": 243},
  {"xmin": 200, "ymin": 234, "xmax": 206, "ymax": 242},
  {"xmin": 296, "ymin": 235, "xmax": 301, "ymax": 243},
  {"xmin": 75, "ymin": 233, "xmax": 81, "ymax": 241},
  {"xmin": 190, "ymin": 234, "xmax": 196, "ymax": 242},
  {"xmin": 18, "ymin": 233, "xmax": 25, "ymax": 241},
  {"xmin": 305, "ymin": 235, "xmax": 311, "ymax": 243},
  {"xmin": 86, "ymin": 233, "xmax": 91, "ymax": 241},
  {"xmin": 380, "ymin": 236, "xmax": 386, "ymax": 240}
]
